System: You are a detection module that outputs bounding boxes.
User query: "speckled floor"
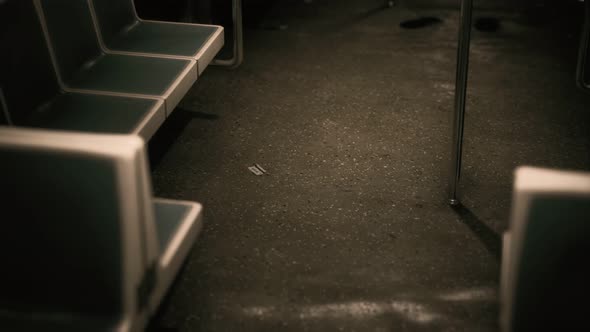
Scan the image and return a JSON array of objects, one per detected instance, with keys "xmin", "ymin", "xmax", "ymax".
[{"xmin": 147, "ymin": 1, "xmax": 590, "ymax": 331}]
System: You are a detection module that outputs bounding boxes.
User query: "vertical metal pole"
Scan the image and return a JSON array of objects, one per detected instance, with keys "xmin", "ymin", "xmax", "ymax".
[
  {"xmin": 448, "ymin": 0, "xmax": 473, "ymax": 206},
  {"xmin": 213, "ymin": 0, "xmax": 244, "ymax": 68},
  {"xmin": 576, "ymin": 0, "xmax": 590, "ymax": 90}
]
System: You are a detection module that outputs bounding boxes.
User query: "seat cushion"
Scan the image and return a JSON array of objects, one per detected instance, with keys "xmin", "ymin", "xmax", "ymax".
[
  {"xmin": 26, "ymin": 92, "xmax": 162, "ymax": 136},
  {"xmin": 67, "ymin": 54, "xmax": 191, "ymax": 96},
  {"xmin": 154, "ymin": 200, "xmax": 195, "ymax": 251},
  {"xmin": 109, "ymin": 21, "xmax": 220, "ymax": 58},
  {"xmin": 152, "ymin": 198, "xmax": 203, "ymax": 270},
  {"xmin": 151, "ymin": 199, "xmax": 203, "ymax": 309}
]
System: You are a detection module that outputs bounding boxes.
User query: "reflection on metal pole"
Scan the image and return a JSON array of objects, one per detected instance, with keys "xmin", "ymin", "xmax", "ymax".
[{"xmin": 448, "ymin": 0, "xmax": 473, "ymax": 206}]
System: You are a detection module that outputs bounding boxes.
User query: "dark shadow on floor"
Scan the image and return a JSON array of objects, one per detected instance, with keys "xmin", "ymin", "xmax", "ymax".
[
  {"xmin": 146, "ymin": 327, "xmax": 179, "ymax": 332},
  {"xmin": 146, "ymin": 256, "xmax": 194, "ymax": 332},
  {"xmin": 148, "ymin": 108, "xmax": 219, "ymax": 167},
  {"xmin": 452, "ymin": 204, "xmax": 502, "ymax": 261},
  {"xmin": 178, "ymin": 109, "xmax": 221, "ymax": 121},
  {"xmin": 399, "ymin": 16, "xmax": 442, "ymax": 29}
]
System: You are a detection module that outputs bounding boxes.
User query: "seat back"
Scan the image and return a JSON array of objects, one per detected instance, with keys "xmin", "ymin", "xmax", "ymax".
[
  {"xmin": 501, "ymin": 167, "xmax": 590, "ymax": 332},
  {"xmin": 35, "ymin": 0, "xmax": 103, "ymax": 83},
  {"xmin": 90, "ymin": 0, "xmax": 138, "ymax": 46},
  {"xmin": 0, "ymin": 128, "xmax": 158, "ymax": 331},
  {"xmin": 0, "ymin": 0, "xmax": 62, "ymax": 125}
]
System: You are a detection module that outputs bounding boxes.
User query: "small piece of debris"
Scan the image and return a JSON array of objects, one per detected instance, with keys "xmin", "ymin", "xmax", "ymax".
[
  {"xmin": 255, "ymin": 164, "xmax": 267, "ymax": 174},
  {"xmin": 248, "ymin": 164, "xmax": 268, "ymax": 176}
]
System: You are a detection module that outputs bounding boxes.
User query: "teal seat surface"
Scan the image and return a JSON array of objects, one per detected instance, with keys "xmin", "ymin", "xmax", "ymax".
[
  {"xmin": 150, "ymin": 199, "xmax": 202, "ymax": 310},
  {"xmin": 68, "ymin": 54, "xmax": 189, "ymax": 96},
  {"xmin": 154, "ymin": 200, "xmax": 192, "ymax": 251},
  {"xmin": 28, "ymin": 93, "xmax": 157, "ymax": 134},
  {"xmin": 109, "ymin": 21, "xmax": 220, "ymax": 57}
]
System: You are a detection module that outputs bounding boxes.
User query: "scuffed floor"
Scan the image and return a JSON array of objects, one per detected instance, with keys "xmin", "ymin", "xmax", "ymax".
[{"xmin": 148, "ymin": 1, "xmax": 590, "ymax": 331}]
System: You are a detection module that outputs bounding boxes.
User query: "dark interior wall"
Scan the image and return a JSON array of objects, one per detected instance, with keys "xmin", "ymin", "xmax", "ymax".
[
  {"xmin": 134, "ymin": 0, "xmax": 187, "ymax": 20},
  {"xmin": 406, "ymin": 0, "xmax": 526, "ymax": 10},
  {"xmin": 134, "ymin": 0, "xmax": 231, "ymax": 23},
  {"xmin": 132, "ymin": 0, "xmax": 281, "ymax": 27},
  {"xmin": 134, "ymin": 0, "xmax": 213, "ymax": 22},
  {"xmin": 133, "ymin": 0, "xmax": 583, "ymax": 21},
  {"xmin": 405, "ymin": 0, "xmax": 583, "ymax": 15}
]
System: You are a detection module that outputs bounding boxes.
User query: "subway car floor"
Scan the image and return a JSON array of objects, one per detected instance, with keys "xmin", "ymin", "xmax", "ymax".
[{"xmin": 147, "ymin": 1, "xmax": 590, "ymax": 331}]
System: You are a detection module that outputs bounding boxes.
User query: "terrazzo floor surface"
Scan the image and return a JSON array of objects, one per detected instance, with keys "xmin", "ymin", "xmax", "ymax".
[{"xmin": 147, "ymin": 1, "xmax": 590, "ymax": 330}]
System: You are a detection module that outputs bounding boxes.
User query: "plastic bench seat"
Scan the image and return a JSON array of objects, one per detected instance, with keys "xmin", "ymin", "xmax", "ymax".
[
  {"xmin": 35, "ymin": 0, "xmax": 198, "ymax": 115},
  {"xmin": 28, "ymin": 93, "xmax": 164, "ymax": 138},
  {"xmin": 67, "ymin": 53, "xmax": 190, "ymax": 98},
  {"xmin": 0, "ymin": 128, "xmax": 204, "ymax": 331},
  {"xmin": 0, "ymin": 0, "xmax": 165, "ymax": 139},
  {"xmin": 152, "ymin": 198, "xmax": 204, "ymax": 304},
  {"xmin": 501, "ymin": 167, "xmax": 590, "ymax": 332},
  {"xmin": 90, "ymin": 0, "xmax": 224, "ymax": 75}
]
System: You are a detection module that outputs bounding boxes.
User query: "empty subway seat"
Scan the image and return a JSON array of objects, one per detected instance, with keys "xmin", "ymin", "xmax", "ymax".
[
  {"xmin": 501, "ymin": 167, "xmax": 590, "ymax": 332},
  {"xmin": 34, "ymin": 0, "xmax": 198, "ymax": 115},
  {"xmin": 0, "ymin": 0, "xmax": 165, "ymax": 139},
  {"xmin": 90, "ymin": 0, "xmax": 224, "ymax": 75},
  {"xmin": 0, "ymin": 127, "xmax": 203, "ymax": 332}
]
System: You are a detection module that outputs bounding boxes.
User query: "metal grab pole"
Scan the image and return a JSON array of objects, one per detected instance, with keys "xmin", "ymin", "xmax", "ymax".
[
  {"xmin": 213, "ymin": 0, "xmax": 244, "ymax": 68},
  {"xmin": 448, "ymin": 0, "xmax": 473, "ymax": 206},
  {"xmin": 576, "ymin": 0, "xmax": 590, "ymax": 90}
]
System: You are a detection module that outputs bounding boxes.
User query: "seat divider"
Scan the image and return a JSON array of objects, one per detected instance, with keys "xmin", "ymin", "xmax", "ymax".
[{"xmin": 32, "ymin": 0, "xmax": 69, "ymax": 90}]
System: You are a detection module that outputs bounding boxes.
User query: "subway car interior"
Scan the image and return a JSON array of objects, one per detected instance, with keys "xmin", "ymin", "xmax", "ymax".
[{"xmin": 0, "ymin": 0, "xmax": 589, "ymax": 331}]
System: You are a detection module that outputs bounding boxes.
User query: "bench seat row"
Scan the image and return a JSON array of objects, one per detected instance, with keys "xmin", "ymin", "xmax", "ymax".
[
  {"xmin": 0, "ymin": 0, "xmax": 224, "ymax": 330},
  {"xmin": 0, "ymin": 0, "xmax": 224, "ymax": 139}
]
